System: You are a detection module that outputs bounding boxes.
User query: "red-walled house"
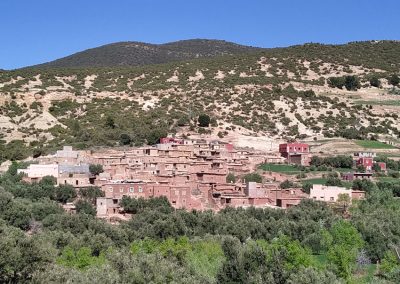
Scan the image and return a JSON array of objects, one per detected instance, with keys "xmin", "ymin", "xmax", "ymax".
[
  {"xmin": 357, "ymin": 157, "xmax": 373, "ymax": 171},
  {"xmin": 279, "ymin": 143, "xmax": 309, "ymax": 156},
  {"xmin": 278, "ymin": 143, "xmax": 310, "ymax": 166},
  {"xmin": 100, "ymin": 182, "xmax": 203, "ymax": 210}
]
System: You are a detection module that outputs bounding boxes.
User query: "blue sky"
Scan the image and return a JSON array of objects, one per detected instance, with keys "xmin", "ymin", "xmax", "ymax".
[{"xmin": 1, "ymin": 0, "xmax": 399, "ymax": 69}]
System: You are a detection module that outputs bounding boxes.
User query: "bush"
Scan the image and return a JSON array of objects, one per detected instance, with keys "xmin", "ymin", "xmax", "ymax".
[
  {"xmin": 89, "ymin": 164, "xmax": 104, "ymax": 176},
  {"xmin": 388, "ymin": 74, "xmax": 400, "ymax": 86},
  {"xmin": 344, "ymin": 75, "xmax": 361, "ymax": 91},
  {"xmin": 280, "ymin": 179, "xmax": 296, "ymax": 189},
  {"xmin": 119, "ymin": 133, "xmax": 131, "ymax": 145},
  {"xmin": 55, "ymin": 185, "xmax": 77, "ymax": 204},
  {"xmin": 369, "ymin": 76, "xmax": 381, "ymax": 88},
  {"xmin": 328, "ymin": 77, "xmax": 345, "ymax": 89},
  {"xmin": 226, "ymin": 173, "xmax": 236, "ymax": 183},
  {"xmin": 243, "ymin": 172, "xmax": 262, "ymax": 183},
  {"xmin": 198, "ymin": 114, "xmax": 211, "ymax": 127},
  {"xmin": 75, "ymin": 200, "xmax": 96, "ymax": 216}
]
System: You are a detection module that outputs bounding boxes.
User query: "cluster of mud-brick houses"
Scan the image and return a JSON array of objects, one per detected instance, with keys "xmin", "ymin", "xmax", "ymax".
[{"xmin": 16, "ymin": 140, "xmax": 367, "ymax": 220}]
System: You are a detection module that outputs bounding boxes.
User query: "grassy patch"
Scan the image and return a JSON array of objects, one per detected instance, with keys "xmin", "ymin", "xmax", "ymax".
[
  {"xmin": 356, "ymin": 100, "xmax": 400, "ymax": 106},
  {"xmin": 301, "ymin": 178, "xmax": 328, "ymax": 185},
  {"xmin": 259, "ymin": 164, "xmax": 301, "ymax": 174},
  {"xmin": 355, "ymin": 140, "xmax": 396, "ymax": 149}
]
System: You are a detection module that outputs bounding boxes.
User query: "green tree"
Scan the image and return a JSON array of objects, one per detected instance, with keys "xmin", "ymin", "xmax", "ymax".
[
  {"xmin": 287, "ymin": 267, "xmax": 340, "ymax": 284},
  {"xmin": 280, "ymin": 179, "xmax": 296, "ymax": 189},
  {"xmin": 372, "ymin": 163, "xmax": 381, "ymax": 172},
  {"xmin": 198, "ymin": 114, "xmax": 211, "ymax": 127},
  {"xmin": 0, "ymin": 225, "xmax": 56, "ymax": 282},
  {"xmin": 327, "ymin": 221, "xmax": 364, "ymax": 279},
  {"xmin": 119, "ymin": 133, "xmax": 131, "ymax": 145},
  {"xmin": 243, "ymin": 172, "xmax": 262, "ymax": 183},
  {"xmin": 337, "ymin": 193, "xmax": 351, "ymax": 212},
  {"xmin": 226, "ymin": 173, "xmax": 236, "ymax": 183},
  {"xmin": 89, "ymin": 164, "xmax": 104, "ymax": 176},
  {"xmin": 380, "ymin": 250, "xmax": 400, "ymax": 275},
  {"xmin": 302, "ymin": 182, "xmax": 312, "ymax": 194},
  {"xmin": 388, "ymin": 74, "xmax": 400, "ymax": 86},
  {"xmin": 79, "ymin": 187, "xmax": 104, "ymax": 203},
  {"xmin": 344, "ymin": 75, "xmax": 361, "ymax": 91},
  {"xmin": 57, "ymin": 246, "xmax": 105, "ymax": 270},
  {"xmin": 328, "ymin": 77, "xmax": 345, "ymax": 89},
  {"xmin": 75, "ymin": 200, "xmax": 96, "ymax": 216},
  {"xmin": 325, "ymin": 177, "xmax": 343, "ymax": 187},
  {"xmin": 55, "ymin": 185, "xmax": 77, "ymax": 204},
  {"xmin": 105, "ymin": 116, "xmax": 115, "ymax": 128},
  {"xmin": 146, "ymin": 128, "xmax": 168, "ymax": 145},
  {"xmin": 369, "ymin": 76, "xmax": 381, "ymax": 88},
  {"xmin": 352, "ymin": 178, "xmax": 375, "ymax": 193}
]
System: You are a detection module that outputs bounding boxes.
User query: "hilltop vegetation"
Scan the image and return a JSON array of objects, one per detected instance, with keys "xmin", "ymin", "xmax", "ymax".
[
  {"xmin": 0, "ymin": 40, "xmax": 400, "ymax": 161},
  {"xmin": 28, "ymin": 39, "xmax": 262, "ymax": 69}
]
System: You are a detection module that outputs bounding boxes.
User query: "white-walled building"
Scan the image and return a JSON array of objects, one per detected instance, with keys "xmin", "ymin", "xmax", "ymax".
[
  {"xmin": 17, "ymin": 164, "xmax": 59, "ymax": 181},
  {"xmin": 310, "ymin": 184, "xmax": 351, "ymax": 203}
]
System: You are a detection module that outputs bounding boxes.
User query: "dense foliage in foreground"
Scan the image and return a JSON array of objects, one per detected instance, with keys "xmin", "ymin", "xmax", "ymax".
[{"xmin": 1, "ymin": 163, "xmax": 400, "ymax": 283}]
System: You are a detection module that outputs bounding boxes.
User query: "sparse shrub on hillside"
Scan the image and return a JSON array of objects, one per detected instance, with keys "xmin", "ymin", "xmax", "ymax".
[
  {"xmin": 119, "ymin": 133, "xmax": 132, "ymax": 145},
  {"xmin": 146, "ymin": 128, "xmax": 168, "ymax": 145},
  {"xmin": 105, "ymin": 116, "xmax": 116, "ymax": 129},
  {"xmin": 344, "ymin": 75, "xmax": 361, "ymax": 91},
  {"xmin": 177, "ymin": 115, "xmax": 190, "ymax": 126},
  {"xmin": 388, "ymin": 74, "xmax": 400, "ymax": 86},
  {"xmin": 328, "ymin": 77, "xmax": 345, "ymax": 89},
  {"xmin": 328, "ymin": 75, "xmax": 360, "ymax": 91},
  {"xmin": 198, "ymin": 114, "xmax": 211, "ymax": 127},
  {"xmin": 369, "ymin": 76, "xmax": 381, "ymax": 88}
]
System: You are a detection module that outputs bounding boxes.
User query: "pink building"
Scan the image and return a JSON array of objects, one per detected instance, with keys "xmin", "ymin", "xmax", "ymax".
[
  {"xmin": 268, "ymin": 188, "xmax": 307, "ymax": 208},
  {"xmin": 310, "ymin": 184, "xmax": 365, "ymax": 203},
  {"xmin": 101, "ymin": 181, "xmax": 204, "ymax": 211},
  {"xmin": 279, "ymin": 143, "xmax": 309, "ymax": 156}
]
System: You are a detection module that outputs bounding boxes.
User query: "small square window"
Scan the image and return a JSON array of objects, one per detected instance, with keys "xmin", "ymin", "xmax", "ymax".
[
  {"xmin": 120, "ymin": 188, "xmax": 124, "ymax": 193},
  {"xmin": 108, "ymin": 187, "xmax": 113, "ymax": 192},
  {"xmin": 129, "ymin": 187, "xmax": 134, "ymax": 193},
  {"xmin": 138, "ymin": 186, "xmax": 143, "ymax": 193}
]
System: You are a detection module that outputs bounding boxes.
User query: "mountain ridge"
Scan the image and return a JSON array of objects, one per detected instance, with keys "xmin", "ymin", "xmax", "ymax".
[{"xmin": 27, "ymin": 39, "xmax": 263, "ymax": 69}]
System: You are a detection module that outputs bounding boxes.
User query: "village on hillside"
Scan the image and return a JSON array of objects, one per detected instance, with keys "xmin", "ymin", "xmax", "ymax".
[{"xmin": 12, "ymin": 136, "xmax": 393, "ymax": 221}]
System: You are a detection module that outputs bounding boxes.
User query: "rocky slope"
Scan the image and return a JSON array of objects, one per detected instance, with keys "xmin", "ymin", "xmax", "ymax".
[{"xmin": 0, "ymin": 40, "xmax": 400, "ymax": 161}]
